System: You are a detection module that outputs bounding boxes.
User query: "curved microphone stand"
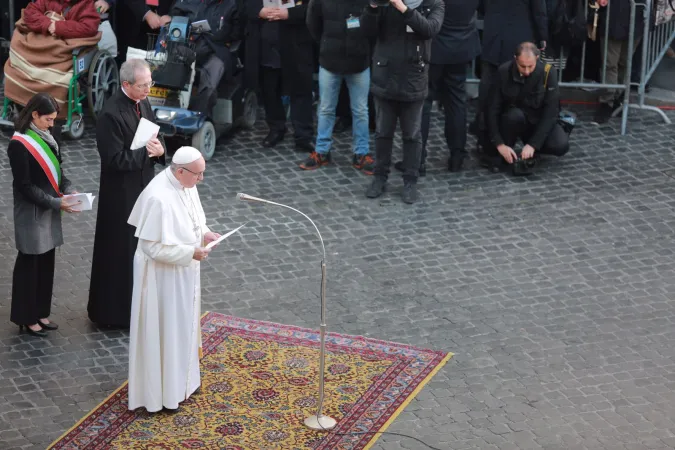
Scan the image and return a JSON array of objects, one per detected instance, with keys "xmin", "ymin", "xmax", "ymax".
[{"xmin": 236, "ymin": 193, "xmax": 337, "ymax": 430}]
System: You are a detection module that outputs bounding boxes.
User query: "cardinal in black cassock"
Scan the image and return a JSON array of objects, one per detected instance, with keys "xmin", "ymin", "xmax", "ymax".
[{"xmin": 88, "ymin": 73, "xmax": 166, "ymax": 328}]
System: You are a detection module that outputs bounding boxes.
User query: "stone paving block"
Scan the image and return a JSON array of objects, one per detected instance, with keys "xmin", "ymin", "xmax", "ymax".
[{"xmin": 2, "ymin": 108, "xmax": 675, "ymax": 449}]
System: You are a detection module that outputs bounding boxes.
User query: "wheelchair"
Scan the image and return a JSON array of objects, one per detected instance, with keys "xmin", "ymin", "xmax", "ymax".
[
  {"xmin": 0, "ymin": 11, "xmax": 120, "ymax": 139},
  {"xmin": 144, "ymin": 16, "xmax": 258, "ymax": 160}
]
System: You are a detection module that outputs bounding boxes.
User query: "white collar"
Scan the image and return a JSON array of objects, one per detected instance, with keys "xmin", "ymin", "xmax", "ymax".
[
  {"xmin": 121, "ymin": 86, "xmax": 140, "ymax": 104},
  {"xmin": 166, "ymin": 168, "xmax": 185, "ymax": 191}
]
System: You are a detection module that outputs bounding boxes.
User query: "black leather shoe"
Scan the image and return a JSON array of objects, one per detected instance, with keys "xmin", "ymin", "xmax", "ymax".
[
  {"xmin": 366, "ymin": 178, "xmax": 386, "ymax": 199},
  {"xmin": 262, "ymin": 130, "xmax": 285, "ymax": 148},
  {"xmin": 38, "ymin": 320, "xmax": 58, "ymax": 330},
  {"xmin": 19, "ymin": 325, "xmax": 47, "ymax": 337},
  {"xmin": 401, "ymin": 182, "xmax": 417, "ymax": 204},
  {"xmin": 393, "ymin": 161, "xmax": 426, "ymax": 177},
  {"xmin": 295, "ymin": 139, "xmax": 315, "ymax": 152}
]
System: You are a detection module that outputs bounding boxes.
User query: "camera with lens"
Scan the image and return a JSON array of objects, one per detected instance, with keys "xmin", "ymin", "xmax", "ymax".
[{"xmin": 512, "ymin": 156, "xmax": 536, "ymax": 176}]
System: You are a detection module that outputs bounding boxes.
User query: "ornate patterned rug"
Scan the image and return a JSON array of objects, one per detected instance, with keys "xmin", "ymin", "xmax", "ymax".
[{"xmin": 48, "ymin": 312, "xmax": 452, "ymax": 450}]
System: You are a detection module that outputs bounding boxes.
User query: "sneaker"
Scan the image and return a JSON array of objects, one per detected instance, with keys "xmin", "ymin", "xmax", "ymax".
[
  {"xmin": 401, "ymin": 182, "xmax": 417, "ymax": 204},
  {"xmin": 591, "ymin": 103, "xmax": 614, "ymax": 125},
  {"xmin": 352, "ymin": 154, "xmax": 375, "ymax": 175},
  {"xmin": 366, "ymin": 178, "xmax": 386, "ymax": 198},
  {"xmin": 299, "ymin": 151, "xmax": 331, "ymax": 170}
]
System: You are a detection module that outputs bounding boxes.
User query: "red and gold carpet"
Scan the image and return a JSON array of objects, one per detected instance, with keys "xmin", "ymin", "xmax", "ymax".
[{"xmin": 48, "ymin": 312, "xmax": 452, "ymax": 450}]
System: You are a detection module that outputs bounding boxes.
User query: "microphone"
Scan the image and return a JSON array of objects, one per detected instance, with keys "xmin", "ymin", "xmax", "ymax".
[
  {"xmin": 235, "ymin": 192, "xmax": 336, "ymax": 430},
  {"xmin": 236, "ymin": 192, "xmax": 269, "ymax": 204}
]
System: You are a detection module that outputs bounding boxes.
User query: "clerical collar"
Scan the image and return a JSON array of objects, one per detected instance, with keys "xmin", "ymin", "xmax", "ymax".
[
  {"xmin": 166, "ymin": 168, "xmax": 185, "ymax": 191},
  {"xmin": 121, "ymin": 87, "xmax": 140, "ymax": 104}
]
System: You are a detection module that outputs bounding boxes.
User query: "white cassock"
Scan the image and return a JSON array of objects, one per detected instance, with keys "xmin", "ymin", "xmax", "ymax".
[{"xmin": 126, "ymin": 167, "xmax": 209, "ymax": 412}]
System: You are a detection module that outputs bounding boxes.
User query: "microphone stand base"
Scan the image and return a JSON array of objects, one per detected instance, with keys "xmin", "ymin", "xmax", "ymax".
[{"xmin": 304, "ymin": 415, "xmax": 337, "ymax": 431}]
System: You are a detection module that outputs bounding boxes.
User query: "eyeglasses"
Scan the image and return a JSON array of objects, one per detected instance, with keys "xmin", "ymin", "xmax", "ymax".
[
  {"xmin": 133, "ymin": 81, "xmax": 155, "ymax": 90},
  {"xmin": 179, "ymin": 167, "xmax": 205, "ymax": 177}
]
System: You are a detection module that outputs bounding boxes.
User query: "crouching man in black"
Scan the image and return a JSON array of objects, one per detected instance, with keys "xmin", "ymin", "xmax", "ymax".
[{"xmin": 482, "ymin": 42, "xmax": 570, "ymax": 174}]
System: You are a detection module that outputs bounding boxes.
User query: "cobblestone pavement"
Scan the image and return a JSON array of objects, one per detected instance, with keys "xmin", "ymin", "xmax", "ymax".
[{"xmin": 1, "ymin": 104, "xmax": 675, "ymax": 450}]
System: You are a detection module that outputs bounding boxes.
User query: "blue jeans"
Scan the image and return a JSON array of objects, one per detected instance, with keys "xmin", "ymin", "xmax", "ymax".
[{"xmin": 316, "ymin": 67, "xmax": 370, "ymax": 155}]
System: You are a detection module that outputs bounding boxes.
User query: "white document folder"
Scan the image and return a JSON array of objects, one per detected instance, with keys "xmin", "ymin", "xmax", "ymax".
[
  {"xmin": 131, "ymin": 117, "xmax": 160, "ymax": 150},
  {"xmin": 63, "ymin": 193, "xmax": 96, "ymax": 211}
]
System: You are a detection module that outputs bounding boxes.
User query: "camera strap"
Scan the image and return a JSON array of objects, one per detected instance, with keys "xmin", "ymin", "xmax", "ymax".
[{"xmin": 544, "ymin": 63, "xmax": 552, "ymax": 89}]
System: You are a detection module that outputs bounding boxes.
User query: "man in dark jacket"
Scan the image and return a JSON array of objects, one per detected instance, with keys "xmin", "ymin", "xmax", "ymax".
[
  {"xmin": 244, "ymin": 0, "xmax": 315, "ymax": 151},
  {"xmin": 472, "ymin": 0, "xmax": 548, "ymax": 134},
  {"xmin": 361, "ymin": 0, "xmax": 444, "ymax": 204},
  {"xmin": 592, "ymin": 0, "xmax": 644, "ymax": 124},
  {"xmin": 165, "ymin": 0, "xmax": 242, "ymax": 116},
  {"xmin": 395, "ymin": 0, "xmax": 480, "ymax": 175},
  {"xmin": 483, "ymin": 42, "xmax": 569, "ymax": 173},
  {"xmin": 299, "ymin": 0, "xmax": 374, "ymax": 173}
]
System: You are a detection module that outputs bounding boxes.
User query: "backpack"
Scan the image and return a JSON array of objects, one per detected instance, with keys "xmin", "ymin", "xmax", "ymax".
[{"xmin": 549, "ymin": 0, "xmax": 587, "ymax": 48}]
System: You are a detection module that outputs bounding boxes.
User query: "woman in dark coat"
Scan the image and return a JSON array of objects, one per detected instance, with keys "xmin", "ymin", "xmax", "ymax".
[{"xmin": 8, "ymin": 93, "xmax": 80, "ymax": 337}]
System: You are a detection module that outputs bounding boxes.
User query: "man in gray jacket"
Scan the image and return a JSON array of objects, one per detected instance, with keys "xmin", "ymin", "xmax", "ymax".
[{"xmin": 360, "ymin": 0, "xmax": 444, "ymax": 204}]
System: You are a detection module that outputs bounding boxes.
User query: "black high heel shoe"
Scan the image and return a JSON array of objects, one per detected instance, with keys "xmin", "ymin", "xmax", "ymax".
[
  {"xmin": 19, "ymin": 325, "xmax": 48, "ymax": 337},
  {"xmin": 38, "ymin": 320, "xmax": 58, "ymax": 330}
]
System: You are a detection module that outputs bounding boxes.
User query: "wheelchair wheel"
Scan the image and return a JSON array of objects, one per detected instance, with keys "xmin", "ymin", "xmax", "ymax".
[
  {"xmin": 192, "ymin": 120, "xmax": 216, "ymax": 161},
  {"xmin": 64, "ymin": 114, "xmax": 85, "ymax": 140},
  {"xmin": 87, "ymin": 50, "xmax": 119, "ymax": 120},
  {"xmin": 240, "ymin": 90, "xmax": 258, "ymax": 130}
]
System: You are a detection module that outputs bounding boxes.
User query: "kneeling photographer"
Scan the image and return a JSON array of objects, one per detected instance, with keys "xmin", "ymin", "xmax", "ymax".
[{"xmin": 482, "ymin": 42, "xmax": 571, "ymax": 176}]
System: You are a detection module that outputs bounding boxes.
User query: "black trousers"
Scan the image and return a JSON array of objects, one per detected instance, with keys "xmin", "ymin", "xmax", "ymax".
[
  {"xmin": 483, "ymin": 107, "xmax": 570, "ymax": 165},
  {"xmin": 373, "ymin": 96, "xmax": 424, "ymax": 183},
  {"xmin": 260, "ymin": 66, "xmax": 314, "ymax": 142},
  {"xmin": 11, "ymin": 249, "xmax": 55, "ymax": 325},
  {"xmin": 421, "ymin": 63, "xmax": 468, "ymax": 164}
]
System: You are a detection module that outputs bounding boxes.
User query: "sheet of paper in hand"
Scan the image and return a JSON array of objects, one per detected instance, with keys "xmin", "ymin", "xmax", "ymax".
[
  {"xmin": 63, "ymin": 193, "xmax": 96, "ymax": 211},
  {"xmin": 205, "ymin": 223, "xmax": 246, "ymax": 250},
  {"xmin": 131, "ymin": 118, "xmax": 160, "ymax": 150}
]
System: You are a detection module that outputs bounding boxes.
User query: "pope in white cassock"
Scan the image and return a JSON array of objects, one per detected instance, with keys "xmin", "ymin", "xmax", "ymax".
[{"xmin": 127, "ymin": 146, "xmax": 221, "ymax": 413}]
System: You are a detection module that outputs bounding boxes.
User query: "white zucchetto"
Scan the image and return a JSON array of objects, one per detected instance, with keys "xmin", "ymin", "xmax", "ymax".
[{"xmin": 172, "ymin": 146, "xmax": 203, "ymax": 164}]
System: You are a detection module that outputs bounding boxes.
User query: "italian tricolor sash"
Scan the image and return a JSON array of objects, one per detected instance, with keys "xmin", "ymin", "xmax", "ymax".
[{"xmin": 12, "ymin": 130, "xmax": 62, "ymax": 196}]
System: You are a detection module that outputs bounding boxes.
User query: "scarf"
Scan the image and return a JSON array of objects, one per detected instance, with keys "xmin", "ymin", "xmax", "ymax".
[
  {"xmin": 29, "ymin": 123, "xmax": 59, "ymax": 154},
  {"xmin": 405, "ymin": 0, "xmax": 423, "ymax": 11}
]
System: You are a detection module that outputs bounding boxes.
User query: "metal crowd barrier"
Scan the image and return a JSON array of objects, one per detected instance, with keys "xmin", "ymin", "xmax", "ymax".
[
  {"xmin": 468, "ymin": 0, "xmax": 653, "ymax": 135},
  {"xmin": 628, "ymin": 0, "xmax": 674, "ymax": 125}
]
